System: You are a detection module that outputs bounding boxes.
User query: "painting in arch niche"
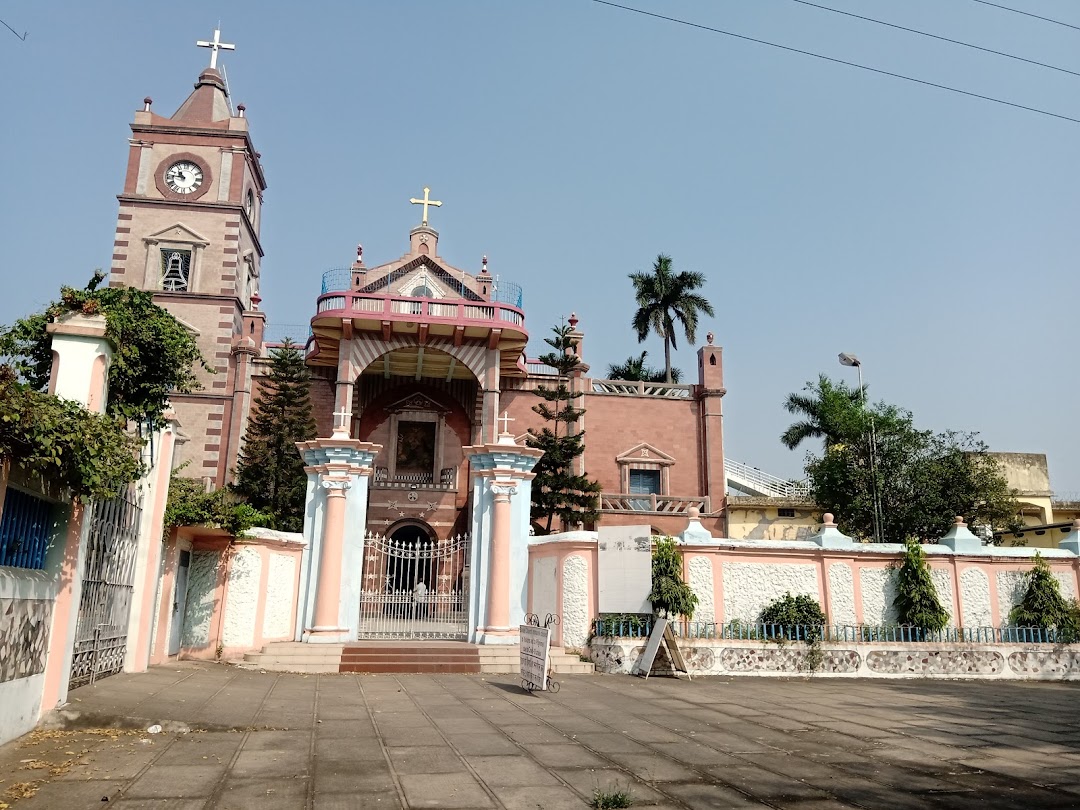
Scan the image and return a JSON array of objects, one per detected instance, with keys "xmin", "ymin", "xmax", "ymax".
[{"xmin": 396, "ymin": 420, "xmax": 436, "ymax": 475}]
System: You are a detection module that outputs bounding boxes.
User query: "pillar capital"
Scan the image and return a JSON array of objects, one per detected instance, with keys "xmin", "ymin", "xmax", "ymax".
[
  {"xmin": 320, "ymin": 477, "xmax": 352, "ymax": 495},
  {"xmin": 490, "ymin": 479, "xmax": 518, "ymax": 502},
  {"xmin": 297, "ymin": 437, "xmax": 381, "ymax": 472}
]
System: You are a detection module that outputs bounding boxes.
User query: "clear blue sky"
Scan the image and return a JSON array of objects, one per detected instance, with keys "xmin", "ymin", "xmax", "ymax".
[{"xmin": 2, "ymin": 1, "xmax": 1078, "ymax": 493}]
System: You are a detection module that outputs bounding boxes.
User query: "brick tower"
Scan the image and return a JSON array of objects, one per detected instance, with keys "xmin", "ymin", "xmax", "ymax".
[{"xmin": 107, "ymin": 30, "xmax": 267, "ymax": 485}]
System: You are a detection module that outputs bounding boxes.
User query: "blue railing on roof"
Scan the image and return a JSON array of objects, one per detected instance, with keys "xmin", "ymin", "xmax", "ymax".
[
  {"xmin": 493, "ymin": 280, "xmax": 523, "ymax": 309},
  {"xmin": 591, "ymin": 619, "xmax": 1076, "ymax": 645},
  {"xmin": 321, "ymin": 268, "xmax": 352, "ymax": 295},
  {"xmin": 0, "ymin": 487, "xmax": 54, "ymax": 570}
]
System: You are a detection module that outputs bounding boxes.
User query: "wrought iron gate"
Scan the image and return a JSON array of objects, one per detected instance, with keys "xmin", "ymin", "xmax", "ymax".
[
  {"xmin": 358, "ymin": 532, "xmax": 470, "ymax": 640},
  {"xmin": 70, "ymin": 488, "xmax": 142, "ymax": 688}
]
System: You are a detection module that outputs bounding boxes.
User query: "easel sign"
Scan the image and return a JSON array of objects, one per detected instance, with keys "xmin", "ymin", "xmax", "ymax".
[
  {"xmin": 631, "ymin": 617, "xmax": 691, "ymax": 680},
  {"xmin": 519, "ymin": 623, "xmax": 551, "ymax": 691}
]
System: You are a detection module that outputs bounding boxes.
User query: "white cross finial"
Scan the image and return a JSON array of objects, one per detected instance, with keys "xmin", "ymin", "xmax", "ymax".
[
  {"xmin": 196, "ymin": 27, "xmax": 235, "ymax": 70},
  {"xmin": 332, "ymin": 408, "xmax": 352, "ymax": 437},
  {"xmin": 497, "ymin": 411, "xmax": 514, "ymax": 435}
]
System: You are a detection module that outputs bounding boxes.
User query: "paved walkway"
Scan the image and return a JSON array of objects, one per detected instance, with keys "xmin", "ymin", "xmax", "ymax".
[{"xmin": 2, "ymin": 664, "xmax": 1080, "ymax": 809}]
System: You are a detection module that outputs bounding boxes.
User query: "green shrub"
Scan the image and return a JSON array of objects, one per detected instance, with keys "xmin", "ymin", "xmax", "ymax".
[
  {"xmin": 648, "ymin": 536, "xmax": 698, "ymax": 619},
  {"xmin": 593, "ymin": 613, "xmax": 651, "ymax": 638},
  {"xmin": 1009, "ymin": 554, "xmax": 1080, "ymax": 643},
  {"xmin": 758, "ymin": 592, "xmax": 827, "ymax": 641},
  {"xmin": 893, "ymin": 537, "xmax": 949, "ymax": 631}
]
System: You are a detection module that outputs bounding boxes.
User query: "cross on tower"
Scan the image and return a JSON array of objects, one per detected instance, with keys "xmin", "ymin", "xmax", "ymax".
[
  {"xmin": 196, "ymin": 27, "xmax": 235, "ymax": 70},
  {"xmin": 497, "ymin": 411, "xmax": 514, "ymax": 435},
  {"xmin": 409, "ymin": 186, "xmax": 442, "ymax": 227}
]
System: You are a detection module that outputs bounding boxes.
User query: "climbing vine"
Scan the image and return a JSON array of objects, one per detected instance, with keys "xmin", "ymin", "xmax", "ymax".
[{"xmin": 0, "ymin": 272, "xmax": 207, "ymax": 500}]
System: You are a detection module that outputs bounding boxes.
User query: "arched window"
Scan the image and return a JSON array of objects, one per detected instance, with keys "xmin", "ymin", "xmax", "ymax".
[{"xmin": 411, "ymin": 285, "xmax": 434, "ymax": 298}]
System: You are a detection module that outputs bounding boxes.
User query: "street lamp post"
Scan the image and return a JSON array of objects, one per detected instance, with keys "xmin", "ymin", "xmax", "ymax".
[{"xmin": 838, "ymin": 353, "xmax": 884, "ymax": 544}]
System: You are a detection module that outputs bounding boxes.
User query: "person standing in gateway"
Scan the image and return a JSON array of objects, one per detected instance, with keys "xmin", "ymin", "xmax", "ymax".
[{"xmin": 412, "ymin": 579, "xmax": 429, "ymax": 620}]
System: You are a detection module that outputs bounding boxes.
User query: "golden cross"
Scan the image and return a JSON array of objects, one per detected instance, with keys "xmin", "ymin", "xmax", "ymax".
[{"xmin": 409, "ymin": 186, "xmax": 442, "ymax": 226}]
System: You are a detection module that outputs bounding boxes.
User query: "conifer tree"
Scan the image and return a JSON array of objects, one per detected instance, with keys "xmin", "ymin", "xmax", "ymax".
[
  {"xmin": 233, "ymin": 339, "xmax": 317, "ymax": 532},
  {"xmin": 1009, "ymin": 554, "xmax": 1080, "ymax": 641},
  {"xmin": 893, "ymin": 537, "xmax": 949, "ymax": 631},
  {"xmin": 649, "ymin": 536, "xmax": 698, "ymax": 619},
  {"xmin": 526, "ymin": 324, "xmax": 601, "ymax": 534}
]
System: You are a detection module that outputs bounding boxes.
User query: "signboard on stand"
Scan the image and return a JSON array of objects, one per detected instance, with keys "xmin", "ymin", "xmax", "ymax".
[
  {"xmin": 631, "ymin": 617, "xmax": 690, "ymax": 680},
  {"xmin": 519, "ymin": 624, "xmax": 551, "ymax": 691}
]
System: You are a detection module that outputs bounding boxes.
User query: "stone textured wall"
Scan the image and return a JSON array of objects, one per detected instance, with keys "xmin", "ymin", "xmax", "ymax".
[
  {"xmin": 561, "ymin": 554, "xmax": 589, "ymax": 651},
  {"xmin": 960, "ymin": 568, "xmax": 992, "ymax": 627},
  {"xmin": 827, "ymin": 563, "xmax": 856, "ymax": 625},
  {"xmin": 997, "ymin": 570, "xmax": 1076, "ymax": 623},
  {"xmin": 0, "ymin": 599, "xmax": 52, "ymax": 683},
  {"xmin": 262, "ymin": 553, "xmax": 296, "ymax": 640},
  {"xmin": 590, "ymin": 637, "xmax": 1080, "ymax": 680},
  {"xmin": 688, "ymin": 556, "xmax": 715, "ymax": 623},
  {"xmin": 723, "ymin": 562, "xmax": 818, "ymax": 622},
  {"xmin": 222, "ymin": 547, "xmax": 261, "ymax": 649},
  {"xmin": 859, "ymin": 567, "xmax": 899, "ymax": 625},
  {"xmin": 182, "ymin": 551, "xmax": 220, "ymax": 649}
]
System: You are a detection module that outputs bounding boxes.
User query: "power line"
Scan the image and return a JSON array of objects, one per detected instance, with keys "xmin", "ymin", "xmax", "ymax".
[
  {"xmin": 0, "ymin": 17, "xmax": 28, "ymax": 40},
  {"xmin": 969, "ymin": 0, "xmax": 1080, "ymax": 33},
  {"xmin": 589, "ymin": 0, "xmax": 1080, "ymax": 125},
  {"xmin": 789, "ymin": 0, "xmax": 1080, "ymax": 78}
]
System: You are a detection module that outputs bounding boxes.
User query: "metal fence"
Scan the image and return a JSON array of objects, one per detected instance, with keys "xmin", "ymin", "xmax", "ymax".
[{"xmin": 592, "ymin": 618, "xmax": 1077, "ymax": 645}]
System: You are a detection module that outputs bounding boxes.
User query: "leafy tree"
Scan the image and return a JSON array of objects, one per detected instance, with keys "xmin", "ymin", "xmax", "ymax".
[
  {"xmin": 526, "ymin": 324, "xmax": 601, "ymax": 534},
  {"xmin": 783, "ymin": 376, "xmax": 1019, "ymax": 542},
  {"xmin": 649, "ymin": 536, "xmax": 698, "ymax": 619},
  {"xmin": 233, "ymin": 340, "xmax": 317, "ymax": 532},
  {"xmin": 0, "ymin": 271, "xmax": 207, "ymax": 427},
  {"xmin": 606, "ymin": 350, "xmax": 682, "ymax": 384},
  {"xmin": 1009, "ymin": 554, "xmax": 1080, "ymax": 641},
  {"xmin": 893, "ymin": 538, "xmax": 949, "ymax": 631},
  {"xmin": 0, "ymin": 272, "xmax": 206, "ymax": 500},
  {"xmin": 759, "ymin": 592, "xmax": 827, "ymax": 640},
  {"xmin": 629, "ymin": 255, "xmax": 714, "ymax": 384}
]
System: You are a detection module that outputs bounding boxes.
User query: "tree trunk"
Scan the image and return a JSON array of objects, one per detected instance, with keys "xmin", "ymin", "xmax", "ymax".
[{"xmin": 664, "ymin": 335, "xmax": 673, "ymax": 384}]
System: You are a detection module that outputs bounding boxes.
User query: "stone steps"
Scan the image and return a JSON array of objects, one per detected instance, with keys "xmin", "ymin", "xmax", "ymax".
[{"xmin": 234, "ymin": 641, "xmax": 594, "ymax": 675}]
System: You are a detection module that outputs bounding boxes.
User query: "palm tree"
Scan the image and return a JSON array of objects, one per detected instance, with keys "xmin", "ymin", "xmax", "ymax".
[
  {"xmin": 780, "ymin": 374, "xmax": 867, "ymax": 451},
  {"xmin": 630, "ymin": 255, "xmax": 714, "ymax": 383},
  {"xmin": 606, "ymin": 351, "xmax": 682, "ymax": 383}
]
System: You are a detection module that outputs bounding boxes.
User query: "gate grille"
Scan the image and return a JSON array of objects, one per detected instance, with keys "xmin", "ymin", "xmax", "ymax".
[
  {"xmin": 358, "ymin": 532, "xmax": 470, "ymax": 640},
  {"xmin": 70, "ymin": 489, "xmax": 142, "ymax": 689}
]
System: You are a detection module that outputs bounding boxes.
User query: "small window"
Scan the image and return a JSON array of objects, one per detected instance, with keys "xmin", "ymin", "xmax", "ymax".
[
  {"xmin": 161, "ymin": 249, "xmax": 192, "ymax": 292},
  {"xmin": 777, "ymin": 508, "xmax": 796, "ymax": 518},
  {"xmin": 629, "ymin": 469, "xmax": 661, "ymax": 496},
  {"xmin": 411, "ymin": 285, "xmax": 434, "ymax": 298}
]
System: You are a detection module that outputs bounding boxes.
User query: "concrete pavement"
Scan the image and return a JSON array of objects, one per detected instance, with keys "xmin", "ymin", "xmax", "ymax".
[{"xmin": 2, "ymin": 663, "xmax": 1080, "ymax": 808}]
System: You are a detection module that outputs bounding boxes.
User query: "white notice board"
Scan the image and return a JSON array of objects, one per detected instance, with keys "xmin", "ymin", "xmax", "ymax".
[
  {"xmin": 597, "ymin": 524, "xmax": 653, "ymax": 614},
  {"xmin": 519, "ymin": 624, "xmax": 551, "ymax": 690}
]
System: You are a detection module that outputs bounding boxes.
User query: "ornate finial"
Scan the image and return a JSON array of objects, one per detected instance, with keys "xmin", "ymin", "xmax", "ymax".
[
  {"xmin": 568, "ymin": 312, "xmax": 579, "ymax": 329},
  {"xmin": 196, "ymin": 27, "xmax": 235, "ymax": 70},
  {"xmin": 481, "ymin": 255, "xmax": 488, "ymax": 273},
  {"xmin": 143, "ymin": 97, "xmax": 153, "ymax": 111},
  {"xmin": 822, "ymin": 513, "xmax": 837, "ymax": 527},
  {"xmin": 954, "ymin": 516, "xmax": 967, "ymax": 527},
  {"xmin": 706, "ymin": 331, "xmax": 714, "ymax": 345},
  {"xmin": 237, "ymin": 103, "xmax": 246, "ymax": 118},
  {"xmin": 249, "ymin": 293, "xmax": 261, "ymax": 311},
  {"xmin": 409, "ymin": 186, "xmax": 442, "ymax": 227},
  {"xmin": 356, "ymin": 243, "xmax": 363, "ymax": 262}
]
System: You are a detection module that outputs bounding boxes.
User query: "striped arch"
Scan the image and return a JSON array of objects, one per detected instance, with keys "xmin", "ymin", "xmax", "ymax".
[{"xmin": 349, "ymin": 334, "xmax": 488, "ymax": 381}]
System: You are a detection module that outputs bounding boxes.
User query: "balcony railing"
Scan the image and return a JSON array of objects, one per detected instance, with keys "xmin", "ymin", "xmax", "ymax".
[
  {"xmin": 601, "ymin": 493, "xmax": 710, "ymax": 515},
  {"xmin": 591, "ymin": 379, "xmax": 692, "ymax": 399},
  {"xmin": 373, "ymin": 467, "xmax": 458, "ymax": 491},
  {"xmin": 316, "ymin": 292, "xmax": 524, "ymax": 328}
]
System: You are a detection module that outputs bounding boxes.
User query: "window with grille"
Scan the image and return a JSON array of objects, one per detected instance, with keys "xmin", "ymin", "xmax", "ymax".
[
  {"xmin": 628, "ymin": 469, "xmax": 661, "ymax": 496},
  {"xmin": 777, "ymin": 508, "xmax": 796, "ymax": 518},
  {"xmin": 0, "ymin": 487, "xmax": 54, "ymax": 570},
  {"xmin": 161, "ymin": 249, "xmax": 192, "ymax": 291}
]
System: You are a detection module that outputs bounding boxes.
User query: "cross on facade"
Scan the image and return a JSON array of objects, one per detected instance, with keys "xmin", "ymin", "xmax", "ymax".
[
  {"xmin": 332, "ymin": 408, "xmax": 352, "ymax": 434},
  {"xmin": 196, "ymin": 27, "xmax": 235, "ymax": 70},
  {"xmin": 409, "ymin": 186, "xmax": 442, "ymax": 226},
  {"xmin": 497, "ymin": 411, "xmax": 514, "ymax": 434}
]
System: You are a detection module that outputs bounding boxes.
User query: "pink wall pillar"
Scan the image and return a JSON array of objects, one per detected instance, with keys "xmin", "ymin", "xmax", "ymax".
[
  {"xmin": 308, "ymin": 477, "xmax": 351, "ymax": 641},
  {"xmin": 483, "ymin": 480, "xmax": 515, "ymax": 633}
]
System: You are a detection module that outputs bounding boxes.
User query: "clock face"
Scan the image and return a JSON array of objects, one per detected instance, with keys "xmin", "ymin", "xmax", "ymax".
[{"xmin": 164, "ymin": 161, "xmax": 204, "ymax": 194}]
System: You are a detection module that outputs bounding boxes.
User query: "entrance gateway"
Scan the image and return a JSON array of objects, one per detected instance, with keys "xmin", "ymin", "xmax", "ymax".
[{"xmin": 357, "ymin": 526, "xmax": 470, "ymax": 640}]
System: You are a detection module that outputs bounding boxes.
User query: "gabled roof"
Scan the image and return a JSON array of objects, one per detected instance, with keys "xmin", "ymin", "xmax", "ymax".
[
  {"xmin": 616, "ymin": 442, "xmax": 676, "ymax": 465},
  {"xmin": 143, "ymin": 223, "xmax": 212, "ymax": 246},
  {"xmin": 359, "ymin": 255, "xmax": 483, "ymax": 301}
]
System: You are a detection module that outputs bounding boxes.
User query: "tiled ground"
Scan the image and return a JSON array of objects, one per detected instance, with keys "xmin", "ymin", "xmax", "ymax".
[{"xmin": 2, "ymin": 663, "xmax": 1080, "ymax": 808}]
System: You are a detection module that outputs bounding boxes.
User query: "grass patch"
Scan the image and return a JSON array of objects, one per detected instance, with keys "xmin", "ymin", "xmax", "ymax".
[{"xmin": 591, "ymin": 785, "xmax": 634, "ymax": 809}]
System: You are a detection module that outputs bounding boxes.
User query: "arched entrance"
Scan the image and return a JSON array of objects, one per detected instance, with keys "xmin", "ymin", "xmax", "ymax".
[{"xmin": 357, "ymin": 520, "xmax": 470, "ymax": 640}]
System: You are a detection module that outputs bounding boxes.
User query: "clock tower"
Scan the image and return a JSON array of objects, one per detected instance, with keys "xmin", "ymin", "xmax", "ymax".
[{"xmin": 108, "ymin": 30, "xmax": 267, "ymax": 486}]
